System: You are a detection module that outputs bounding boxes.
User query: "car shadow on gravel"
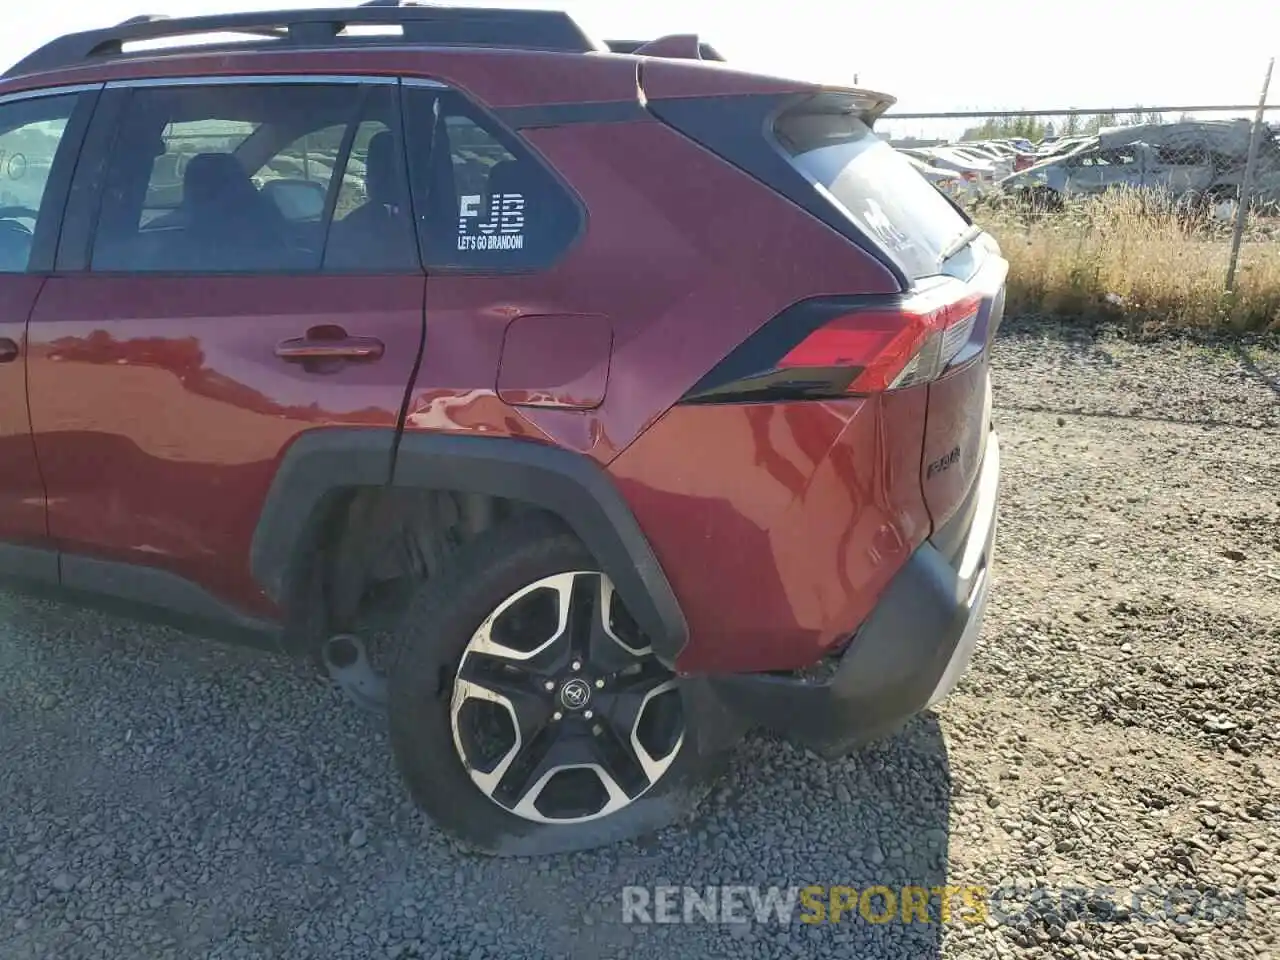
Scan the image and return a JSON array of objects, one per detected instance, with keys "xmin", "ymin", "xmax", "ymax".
[
  {"xmin": 0, "ymin": 594, "xmax": 956, "ymax": 960},
  {"xmin": 547, "ymin": 717, "xmax": 955, "ymax": 959}
]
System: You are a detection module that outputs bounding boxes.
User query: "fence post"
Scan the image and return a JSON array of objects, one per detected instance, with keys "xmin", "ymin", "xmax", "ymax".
[{"xmin": 1224, "ymin": 58, "xmax": 1275, "ymax": 295}]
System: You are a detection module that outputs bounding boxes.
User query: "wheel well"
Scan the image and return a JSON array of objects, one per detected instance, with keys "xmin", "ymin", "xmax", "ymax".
[
  {"xmin": 284, "ymin": 486, "xmax": 553, "ymax": 657},
  {"xmin": 255, "ymin": 429, "xmax": 688, "ymax": 665}
]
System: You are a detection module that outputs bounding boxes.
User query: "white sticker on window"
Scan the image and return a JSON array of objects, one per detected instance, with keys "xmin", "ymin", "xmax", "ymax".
[
  {"xmin": 860, "ymin": 197, "xmax": 912, "ymax": 254},
  {"xmin": 457, "ymin": 192, "xmax": 525, "ymax": 251}
]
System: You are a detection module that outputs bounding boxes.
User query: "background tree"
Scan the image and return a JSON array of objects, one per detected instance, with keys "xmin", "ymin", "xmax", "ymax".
[{"xmin": 959, "ymin": 114, "xmax": 1050, "ymax": 141}]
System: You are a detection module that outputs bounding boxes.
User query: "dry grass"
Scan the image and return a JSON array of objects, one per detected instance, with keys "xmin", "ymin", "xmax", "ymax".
[{"xmin": 970, "ymin": 191, "xmax": 1280, "ymax": 334}]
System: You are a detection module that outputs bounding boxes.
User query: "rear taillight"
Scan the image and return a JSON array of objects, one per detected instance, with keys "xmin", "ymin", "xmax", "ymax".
[{"xmin": 680, "ymin": 281, "xmax": 982, "ymax": 405}]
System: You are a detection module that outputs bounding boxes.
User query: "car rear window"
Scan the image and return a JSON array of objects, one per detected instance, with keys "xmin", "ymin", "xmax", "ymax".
[{"xmin": 773, "ymin": 97, "xmax": 970, "ymax": 278}]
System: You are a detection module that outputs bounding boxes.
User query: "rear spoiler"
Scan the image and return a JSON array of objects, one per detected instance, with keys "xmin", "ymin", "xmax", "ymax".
[
  {"xmin": 607, "ymin": 36, "xmax": 726, "ymax": 62},
  {"xmin": 788, "ymin": 88, "xmax": 897, "ymax": 126}
]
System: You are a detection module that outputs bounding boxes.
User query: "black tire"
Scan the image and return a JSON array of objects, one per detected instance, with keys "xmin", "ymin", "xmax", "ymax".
[{"xmin": 387, "ymin": 512, "xmax": 733, "ymax": 856}]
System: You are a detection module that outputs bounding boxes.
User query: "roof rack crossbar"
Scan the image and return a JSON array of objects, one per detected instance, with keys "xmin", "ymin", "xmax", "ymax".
[{"xmin": 4, "ymin": 6, "xmax": 599, "ymax": 79}]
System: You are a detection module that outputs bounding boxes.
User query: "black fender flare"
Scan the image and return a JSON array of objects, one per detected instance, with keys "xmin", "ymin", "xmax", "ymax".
[{"xmin": 249, "ymin": 428, "xmax": 688, "ymax": 665}]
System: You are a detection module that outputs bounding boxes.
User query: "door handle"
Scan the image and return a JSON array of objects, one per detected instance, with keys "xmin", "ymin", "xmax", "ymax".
[
  {"xmin": 0, "ymin": 338, "xmax": 18, "ymax": 363},
  {"xmin": 275, "ymin": 333, "xmax": 384, "ymax": 363}
]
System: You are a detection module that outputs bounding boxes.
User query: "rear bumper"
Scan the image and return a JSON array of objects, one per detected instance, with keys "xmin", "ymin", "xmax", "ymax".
[{"xmin": 704, "ymin": 430, "xmax": 1000, "ymax": 758}]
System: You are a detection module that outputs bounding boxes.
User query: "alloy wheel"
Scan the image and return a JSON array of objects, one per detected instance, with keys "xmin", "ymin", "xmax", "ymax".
[{"xmin": 449, "ymin": 571, "xmax": 685, "ymax": 824}]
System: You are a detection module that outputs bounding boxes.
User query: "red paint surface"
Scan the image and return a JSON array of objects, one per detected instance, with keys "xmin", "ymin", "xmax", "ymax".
[
  {"xmin": 609, "ymin": 390, "xmax": 932, "ymax": 674},
  {"xmin": 26, "ymin": 275, "xmax": 424, "ymax": 614},
  {"xmin": 404, "ymin": 116, "xmax": 897, "ymax": 464},
  {"xmin": 0, "ymin": 276, "xmax": 48, "ymax": 545},
  {"xmin": 496, "ymin": 314, "xmax": 612, "ymax": 410}
]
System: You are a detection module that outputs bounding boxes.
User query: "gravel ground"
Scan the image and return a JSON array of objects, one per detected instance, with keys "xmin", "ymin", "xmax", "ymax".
[{"xmin": 1, "ymin": 317, "xmax": 1277, "ymax": 960}]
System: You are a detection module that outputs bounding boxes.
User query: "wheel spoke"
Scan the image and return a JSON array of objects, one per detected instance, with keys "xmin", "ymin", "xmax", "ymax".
[
  {"xmin": 470, "ymin": 571, "xmax": 577, "ymax": 663},
  {"xmin": 494, "ymin": 724, "xmax": 606, "ymax": 811},
  {"xmin": 593, "ymin": 676, "xmax": 684, "ymax": 788},
  {"xmin": 588, "ymin": 714, "xmax": 653, "ymax": 798},
  {"xmin": 456, "ymin": 652, "xmax": 552, "ymax": 725},
  {"xmin": 565, "ymin": 576, "xmax": 651, "ymax": 673},
  {"xmin": 605, "ymin": 656, "xmax": 670, "ymax": 693},
  {"xmin": 599, "ymin": 579, "xmax": 653, "ymax": 659},
  {"xmin": 492, "ymin": 724, "xmax": 559, "ymax": 806},
  {"xmin": 564, "ymin": 572, "xmax": 600, "ymax": 661}
]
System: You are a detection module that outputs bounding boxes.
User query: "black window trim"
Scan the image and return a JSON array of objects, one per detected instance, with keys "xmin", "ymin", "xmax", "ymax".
[
  {"xmin": 644, "ymin": 92, "xmax": 912, "ymax": 292},
  {"xmin": 55, "ymin": 72, "xmax": 427, "ymax": 278},
  {"xmin": 315, "ymin": 87, "xmax": 373, "ymax": 266},
  {"xmin": 401, "ymin": 76, "xmax": 586, "ymax": 277},
  {"xmin": 0, "ymin": 83, "xmax": 103, "ymax": 275}
]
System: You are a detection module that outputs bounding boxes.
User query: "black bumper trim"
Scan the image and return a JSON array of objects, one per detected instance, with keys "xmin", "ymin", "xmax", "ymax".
[{"xmin": 703, "ymin": 431, "xmax": 1000, "ymax": 757}]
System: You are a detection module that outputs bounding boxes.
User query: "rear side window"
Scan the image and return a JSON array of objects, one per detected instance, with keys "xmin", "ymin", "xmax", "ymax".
[
  {"xmin": 773, "ymin": 97, "xmax": 969, "ymax": 279},
  {"xmin": 91, "ymin": 82, "xmax": 416, "ymax": 274},
  {"xmin": 404, "ymin": 88, "xmax": 580, "ymax": 270}
]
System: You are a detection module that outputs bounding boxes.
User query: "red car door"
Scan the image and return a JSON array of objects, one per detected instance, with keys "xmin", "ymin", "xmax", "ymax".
[
  {"xmin": 0, "ymin": 87, "xmax": 96, "ymax": 570},
  {"xmin": 0, "ymin": 276, "xmax": 49, "ymax": 549},
  {"xmin": 26, "ymin": 78, "xmax": 424, "ymax": 618}
]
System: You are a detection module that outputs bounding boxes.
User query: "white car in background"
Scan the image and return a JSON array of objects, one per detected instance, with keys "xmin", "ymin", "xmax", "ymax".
[
  {"xmin": 1037, "ymin": 136, "xmax": 1092, "ymax": 160},
  {"xmin": 901, "ymin": 153, "xmax": 970, "ymax": 199},
  {"xmin": 901, "ymin": 146, "xmax": 998, "ymax": 193},
  {"xmin": 953, "ymin": 142, "xmax": 1015, "ymax": 178}
]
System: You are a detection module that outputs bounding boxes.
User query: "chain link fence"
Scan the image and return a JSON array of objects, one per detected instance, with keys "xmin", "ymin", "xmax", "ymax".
[{"xmin": 879, "ymin": 60, "xmax": 1279, "ymax": 331}]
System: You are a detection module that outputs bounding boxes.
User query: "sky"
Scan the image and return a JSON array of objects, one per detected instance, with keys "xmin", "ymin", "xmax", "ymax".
[{"xmin": 3, "ymin": 0, "xmax": 1278, "ymax": 139}]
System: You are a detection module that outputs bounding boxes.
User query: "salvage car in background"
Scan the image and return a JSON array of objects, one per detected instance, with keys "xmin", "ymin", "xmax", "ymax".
[
  {"xmin": 951, "ymin": 142, "xmax": 1017, "ymax": 178},
  {"xmin": 900, "ymin": 145, "xmax": 998, "ymax": 193},
  {"xmin": 902, "ymin": 152, "xmax": 968, "ymax": 198},
  {"xmin": 1000, "ymin": 119, "xmax": 1280, "ymax": 207}
]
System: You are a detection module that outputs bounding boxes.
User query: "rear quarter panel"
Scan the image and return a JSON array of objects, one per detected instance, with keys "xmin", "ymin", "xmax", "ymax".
[
  {"xmin": 406, "ymin": 114, "xmax": 900, "ymax": 460},
  {"xmin": 608, "ymin": 389, "xmax": 932, "ymax": 674}
]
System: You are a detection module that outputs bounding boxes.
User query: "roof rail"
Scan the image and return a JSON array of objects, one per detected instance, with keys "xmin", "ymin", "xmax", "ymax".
[
  {"xmin": 606, "ymin": 37, "xmax": 725, "ymax": 62},
  {"xmin": 4, "ymin": 5, "xmax": 601, "ymax": 79}
]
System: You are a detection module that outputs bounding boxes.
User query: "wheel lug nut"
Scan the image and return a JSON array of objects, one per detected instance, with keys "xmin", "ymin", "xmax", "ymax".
[
  {"xmin": 583, "ymin": 710, "xmax": 593, "ymax": 719},
  {"xmin": 553, "ymin": 711, "xmax": 563, "ymax": 721},
  {"xmin": 544, "ymin": 680, "xmax": 555, "ymax": 691},
  {"xmin": 594, "ymin": 678, "xmax": 604, "ymax": 689},
  {"xmin": 571, "ymin": 660, "xmax": 582, "ymax": 671}
]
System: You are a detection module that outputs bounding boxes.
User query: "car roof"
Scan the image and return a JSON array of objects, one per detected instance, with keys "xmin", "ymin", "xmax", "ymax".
[
  {"xmin": 1, "ymin": 5, "xmax": 728, "ymax": 97},
  {"xmin": 5, "ymin": 6, "xmax": 602, "ymax": 79}
]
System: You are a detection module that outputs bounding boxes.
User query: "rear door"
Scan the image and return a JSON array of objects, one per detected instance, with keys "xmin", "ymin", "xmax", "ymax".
[
  {"xmin": 26, "ymin": 76, "xmax": 424, "ymax": 615},
  {"xmin": 0, "ymin": 86, "xmax": 97, "ymax": 560}
]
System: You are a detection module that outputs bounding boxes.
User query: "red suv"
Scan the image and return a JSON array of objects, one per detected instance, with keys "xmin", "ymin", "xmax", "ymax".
[{"xmin": 0, "ymin": 5, "xmax": 1003, "ymax": 855}]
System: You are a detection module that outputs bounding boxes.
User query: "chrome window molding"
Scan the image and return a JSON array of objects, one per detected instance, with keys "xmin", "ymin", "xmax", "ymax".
[
  {"xmin": 0, "ymin": 83, "xmax": 104, "ymax": 107},
  {"xmin": 105, "ymin": 74, "xmax": 399, "ymax": 89}
]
